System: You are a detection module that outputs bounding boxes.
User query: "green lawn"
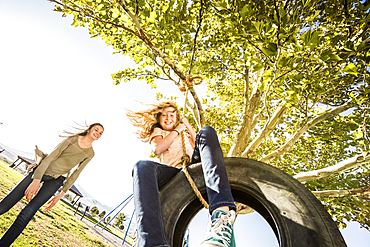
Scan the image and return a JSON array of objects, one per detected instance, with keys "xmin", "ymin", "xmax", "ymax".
[
  {"xmin": 0, "ymin": 161, "xmax": 130, "ymax": 247},
  {"xmin": 61, "ymin": 200, "xmax": 133, "ymax": 244}
]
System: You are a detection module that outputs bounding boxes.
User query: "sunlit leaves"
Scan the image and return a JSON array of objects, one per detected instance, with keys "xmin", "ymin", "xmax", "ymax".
[
  {"xmin": 344, "ymin": 63, "xmax": 359, "ymax": 76},
  {"xmin": 301, "ymin": 29, "xmax": 321, "ymax": 48},
  {"xmin": 262, "ymin": 43, "xmax": 278, "ymax": 57},
  {"xmin": 51, "ymin": 0, "xmax": 370, "ymax": 229}
]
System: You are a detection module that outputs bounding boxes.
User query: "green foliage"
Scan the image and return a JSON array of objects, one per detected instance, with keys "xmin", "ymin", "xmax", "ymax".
[
  {"xmin": 99, "ymin": 210, "xmax": 106, "ymax": 219},
  {"xmin": 114, "ymin": 213, "xmax": 127, "ymax": 228},
  {"xmin": 50, "ymin": 0, "xmax": 370, "ymax": 229},
  {"xmin": 90, "ymin": 206, "xmax": 99, "ymax": 217}
]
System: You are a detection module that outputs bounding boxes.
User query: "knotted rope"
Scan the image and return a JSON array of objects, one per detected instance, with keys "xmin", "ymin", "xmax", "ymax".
[
  {"xmin": 177, "ymin": 75, "xmax": 248, "ymax": 215},
  {"xmin": 176, "ymin": 74, "xmax": 209, "ymax": 209}
]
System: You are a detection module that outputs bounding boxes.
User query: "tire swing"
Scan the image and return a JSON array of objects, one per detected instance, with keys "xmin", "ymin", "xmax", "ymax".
[{"xmin": 161, "ymin": 78, "xmax": 347, "ymax": 247}]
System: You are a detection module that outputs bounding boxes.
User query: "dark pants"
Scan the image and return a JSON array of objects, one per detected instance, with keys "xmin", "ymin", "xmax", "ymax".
[
  {"xmin": 0, "ymin": 172, "xmax": 64, "ymax": 246},
  {"xmin": 132, "ymin": 126, "xmax": 236, "ymax": 247}
]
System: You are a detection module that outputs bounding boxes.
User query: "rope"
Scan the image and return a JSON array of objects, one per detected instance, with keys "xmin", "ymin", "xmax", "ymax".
[
  {"xmin": 177, "ymin": 74, "xmax": 209, "ymax": 209},
  {"xmin": 177, "ymin": 74, "xmax": 245, "ymax": 215},
  {"xmin": 178, "ymin": 74, "xmax": 203, "ymax": 93}
]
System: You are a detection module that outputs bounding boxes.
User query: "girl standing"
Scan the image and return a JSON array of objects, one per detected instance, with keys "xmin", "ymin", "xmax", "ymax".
[
  {"xmin": 127, "ymin": 100, "xmax": 236, "ymax": 247},
  {"xmin": 0, "ymin": 123, "xmax": 104, "ymax": 246}
]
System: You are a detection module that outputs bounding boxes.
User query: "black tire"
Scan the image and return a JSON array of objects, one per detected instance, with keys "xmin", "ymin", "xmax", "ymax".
[{"xmin": 160, "ymin": 157, "xmax": 347, "ymax": 247}]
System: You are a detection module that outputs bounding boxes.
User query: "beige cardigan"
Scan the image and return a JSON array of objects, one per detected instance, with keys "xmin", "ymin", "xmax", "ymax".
[{"xmin": 32, "ymin": 136, "xmax": 94, "ymax": 193}]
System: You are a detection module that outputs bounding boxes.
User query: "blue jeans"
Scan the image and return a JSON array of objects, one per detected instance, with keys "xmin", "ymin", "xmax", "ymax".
[
  {"xmin": 132, "ymin": 126, "xmax": 236, "ymax": 247},
  {"xmin": 0, "ymin": 172, "xmax": 65, "ymax": 246}
]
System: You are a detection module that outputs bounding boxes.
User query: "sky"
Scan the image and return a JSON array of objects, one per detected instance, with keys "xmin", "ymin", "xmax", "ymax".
[{"xmin": 0, "ymin": 0, "xmax": 369, "ymax": 246}]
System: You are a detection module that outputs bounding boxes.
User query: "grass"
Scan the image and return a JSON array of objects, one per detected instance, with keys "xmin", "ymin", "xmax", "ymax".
[
  {"xmin": 0, "ymin": 161, "xmax": 124, "ymax": 247},
  {"xmin": 61, "ymin": 201, "xmax": 133, "ymax": 244}
]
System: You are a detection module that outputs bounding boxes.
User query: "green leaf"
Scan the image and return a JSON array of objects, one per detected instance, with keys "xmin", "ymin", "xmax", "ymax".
[
  {"xmin": 343, "ymin": 63, "xmax": 359, "ymax": 76},
  {"xmin": 353, "ymin": 128, "xmax": 363, "ymax": 139},
  {"xmin": 301, "ymin": 29, "xmax": 312, "ymax": 46},
  {"xmin": 328, "ymin": 53, "xmax": 342, "ymax": 62},
  {"xmin": 319, "ymin": 50, "xmax": 332, "ymax": 62},
  {"xmin": 278, "ymin": 56, "xmax": 289, "ymax": 67},
  {"xmin": 306, "ymin": 10, "xmax": 321, "ymax": 22},
  {"xmin": 253, "ymin": 63, "xmax": 264, "ymax": 72},
  {"xmin": 252, "ymin": 21, "xmax": 263, "ymax": 34},
  {"xmin": 112, "ymin": 8, "xmax": 120, "ymax": 18},
  {"xmin": 259, "ymin": 81, "xmax": 267, "ymax": 90},
  {"xmin": 262, "ymin": 43, "xmax": 278, "ymax": 57},
  {"xmin": 240, "ymin": 4, "xmax": 249, "ymax": 19},
  {"xmin": 309, "ymin": 55, "xmax": 320, "ymax": 61},
  {"xmin": 148, "ymin": 11, "xmax": 156, "ymax": 22},
  {"xmin": 214, "ymin": 2, "xmax": 227, "ymax": 11},
  {"xmin": 310, "ymin": 30, "xmax": 320, "ymax": 47},
  {"xmin": 292, "ymin": 74, "xmax": 304, "ymax": 81},
  {"xmin": 263, "ymin": 70, "xmax": 274, "ymax": 83}
]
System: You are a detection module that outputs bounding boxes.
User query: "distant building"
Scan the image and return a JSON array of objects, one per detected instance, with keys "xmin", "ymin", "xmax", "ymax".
[{"xmin": 9, "ymin": 155, "xmax": 35, "ymax": 172}]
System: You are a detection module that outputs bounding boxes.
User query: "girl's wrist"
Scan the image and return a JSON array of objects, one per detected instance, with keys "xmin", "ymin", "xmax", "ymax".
[{"xmin": 172, "ymin": 129, "xmax": 180, "ymax": 135}]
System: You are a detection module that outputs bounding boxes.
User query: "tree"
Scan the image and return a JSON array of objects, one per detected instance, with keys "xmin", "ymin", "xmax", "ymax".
[
  {"xmin": 99, "ymin": 210, "xmax": 106, "ymax": 219},
  {"xmin": 49, "ymin": 0, "xmax": 370, "ymax": 230},
  {"xmin": 114, "ymin": 213, "xmax": 127, "ymax": 229},
  {"xmin": 90, "ymin": 206, "xmax": 99, "ymax": 217}
]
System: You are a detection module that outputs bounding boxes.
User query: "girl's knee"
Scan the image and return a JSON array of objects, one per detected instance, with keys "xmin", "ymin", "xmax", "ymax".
[
  {"xmin": 17, "ymin": 206, "xmax": 38, "ymax": 224},
  {"xmin": 199, "ymin": 126, "xmax": 218, "ymax": 140},
  {"xmin": 0, "ymin": 202, "xmax": 11, "ymax": 215},
  {"xmin": 132, "ymin": 160, "xmax": 155, "ymax": 177},
  {"xmin": 200, "ymin": 126, "xmax": 216, "ymax": 135}
]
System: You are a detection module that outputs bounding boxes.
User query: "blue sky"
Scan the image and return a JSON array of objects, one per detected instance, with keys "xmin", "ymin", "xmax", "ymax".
[{"xmin": 0, "ymin": 0, "xmax": 369, "ymax": 246}]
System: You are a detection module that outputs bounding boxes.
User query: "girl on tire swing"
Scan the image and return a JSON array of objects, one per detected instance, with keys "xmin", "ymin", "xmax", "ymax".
[
  {"xmin": 127, "ymin": 99, "xmax": 237, "ymax": 247},
  {"xmin": 0, "ymin": 123, "xmax": 104, "ymax": 246}
]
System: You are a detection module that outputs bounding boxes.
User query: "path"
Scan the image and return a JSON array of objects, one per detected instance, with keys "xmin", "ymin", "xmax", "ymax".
[{"xmin": 81, "ymin": 217, "xmax": 132, "ymax": 247}]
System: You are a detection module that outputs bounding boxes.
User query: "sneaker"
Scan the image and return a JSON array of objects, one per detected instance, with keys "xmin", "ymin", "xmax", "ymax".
[{"xmin": 200, "ymin": 209, "xmax": 236, "ymax": 247}]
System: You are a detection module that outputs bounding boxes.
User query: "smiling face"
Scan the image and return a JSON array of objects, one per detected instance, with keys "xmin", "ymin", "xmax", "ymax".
[
  {"xmin": 159, "ymin": 107, "xmax": 178, "ymax": 131},
  {"xmin": 88, "ymin": 124, "xmax": 104, "ymax": 141}
]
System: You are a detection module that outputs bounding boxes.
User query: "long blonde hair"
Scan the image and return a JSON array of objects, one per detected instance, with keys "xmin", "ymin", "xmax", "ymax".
[{"xmin": 126, "ymin": 100, "xmax": 181, "ymax": 141}]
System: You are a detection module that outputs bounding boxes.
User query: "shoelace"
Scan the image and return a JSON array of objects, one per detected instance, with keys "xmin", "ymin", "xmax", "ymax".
[{"xmin": 210, "ymin": 214, "xmax": 233, "ymax": 245}]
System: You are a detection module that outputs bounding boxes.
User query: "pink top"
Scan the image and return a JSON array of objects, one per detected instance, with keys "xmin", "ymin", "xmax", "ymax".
[{"xmin": 149, "ymin": 127, "xmax": 194, "ymax": 168}]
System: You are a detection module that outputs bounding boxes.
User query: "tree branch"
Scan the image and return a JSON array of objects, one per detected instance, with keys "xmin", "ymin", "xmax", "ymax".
[
  {"xmin": 135, "ymin": 0, "xmax": 139, "ymax": 15},
  {"xmin": 183, "ymin": 0, "xmax": 205, "ymax": 127},
  {"xmin": 250, "ymin": 108, "xmax": 268, "ymax": 130},
  {"xmin": 294, "ymin": 152, "xmax": 370, "ymax": 182},
  {"xmin": 312, "ymin": 186, "xmax": 370, "ymax": 199},
  {"xmin": 273, "ymin": 0, "xmax": 281, "ymax": 47},
  {"xmin": 148, "ymin": 55, "xmax": 178, "ymax": 84},
  {"xmin": 115, "ymin": 0, "xmax": 205, "ymax": 126},
  {"xmin": 189, "ymin": 87, "xmax": 205, "ymax": 127},
  {"xmin": 190, "ymin": 102, "xmax": 201, "ymax": 129},
  {"xmin": 261, "ymin": 99, "xmax": 354, "ymax": 163},
  {"xmin": 188, "ymin": 0, "xmax": 204, "ymax": 75},
  {"xmin": 242, "ymin": 105, "xmax": 288, "ymax": 158},
  {"xmin": 228, "ymin": 69, "xmax": 263, "ymax": 157},
  {"xmin": 352, "ymin": 19, "xmax": 369, "ymax": 41},
  {"xmin": 49, "ymin": 0, "xmax": 140, "ymax": 37}
]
